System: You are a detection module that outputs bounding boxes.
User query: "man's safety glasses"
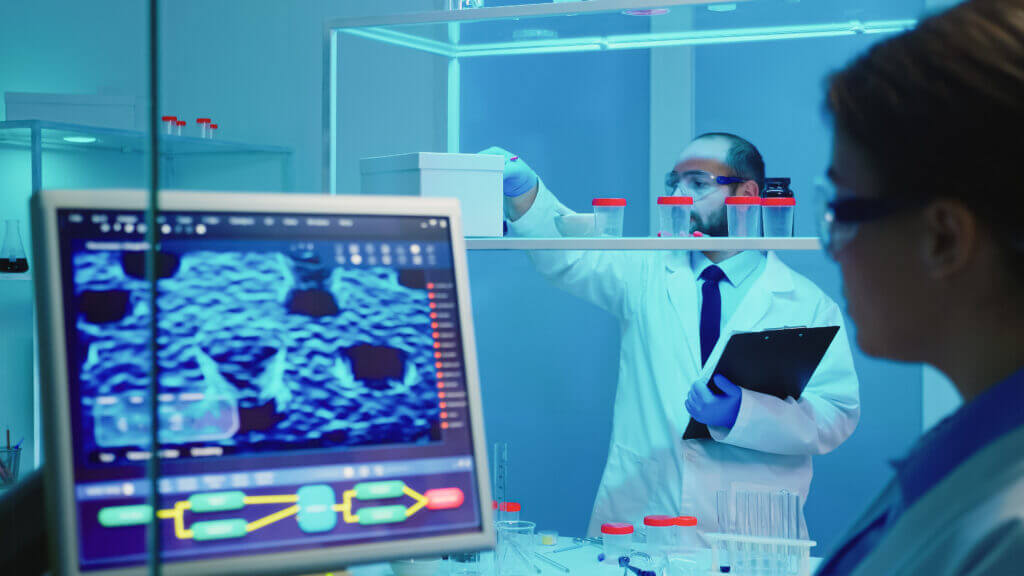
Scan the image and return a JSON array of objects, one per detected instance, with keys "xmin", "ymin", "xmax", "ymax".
[{"xmin": 665, "ymin": 170, "xmax": 747, "ymax": 199}]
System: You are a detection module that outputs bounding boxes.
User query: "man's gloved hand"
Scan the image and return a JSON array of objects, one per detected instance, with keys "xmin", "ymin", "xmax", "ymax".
[
  {"xmin": 480, "ymin": 146, "xmax": 538, "ymax": 197},
  {"xmin": 685, "ymin": 374, "xmax": 742, "ymax": 429}
]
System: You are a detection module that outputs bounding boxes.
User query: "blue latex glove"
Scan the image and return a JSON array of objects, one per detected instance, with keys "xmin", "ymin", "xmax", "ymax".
[
  {"xmin": 685, "ymin": 374, "xmax": 742, "ymax": 429},
  {"xmin": 479, "ymin": 146, "xmax": 538, "ymax": 197}
]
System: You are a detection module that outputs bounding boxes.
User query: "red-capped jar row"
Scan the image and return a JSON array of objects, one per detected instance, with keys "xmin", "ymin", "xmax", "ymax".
[
  {"xmin": 644, "ymin": 515, "xmax": 699, "ymax": 554},
  {"xmin": 598, "ymin": 516, "xmax": 699, "ymax": 564},
  {"xmin": 725, "ymin": 196, "xmax": 797, "ymax": 238},
  {"xmin": 594, "ymin": 194, "xmax": 796, "ymax": 239},
  {"xmin": 160, "ymin": 116, "xmax": 219, "ymax": 139}
]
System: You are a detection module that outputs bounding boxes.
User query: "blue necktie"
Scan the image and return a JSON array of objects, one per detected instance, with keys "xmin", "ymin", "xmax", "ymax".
[{"xmin": 699, "ymin": 265, "xmax": 726, "ymax": 366}]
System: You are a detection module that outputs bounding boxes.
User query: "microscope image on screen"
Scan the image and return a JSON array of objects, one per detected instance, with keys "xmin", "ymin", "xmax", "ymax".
[{"xmin": 72, "ymin": 245, "xmax": 441, "ymax": 465}]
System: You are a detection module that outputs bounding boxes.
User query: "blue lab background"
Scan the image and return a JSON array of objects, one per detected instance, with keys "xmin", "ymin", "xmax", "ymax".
[{"xmin": 0, "ymin": 0, "xmax": 963, "ymax": 559}]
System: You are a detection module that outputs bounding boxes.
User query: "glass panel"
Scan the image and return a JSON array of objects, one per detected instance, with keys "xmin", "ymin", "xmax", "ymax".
[
  {"xmin": 157, "ymin": 1, "xmax": 307, "ymax": 194},
  {"xmin": 0, "ymin": 3, "xmax": 157, "ymax": 575},
  {"xmin": 332, "ymin": 0, "xmax": 922, "ymax": 58}
]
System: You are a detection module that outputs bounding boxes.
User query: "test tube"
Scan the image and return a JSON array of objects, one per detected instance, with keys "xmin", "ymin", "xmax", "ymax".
[
  {"xmin": 209, "ymin": 123, "xmax": 218, "ymax": 139},
  {"xmin": 715, "ymin": 490, "xmax": 732, "ymax": 573},
  {"xmin": 196, "ymin": 118, "xmax": 212, "ymax": 139},
  {"xmin": 175, "ymin": 120, "xmax": 186, "ymax": 136}
]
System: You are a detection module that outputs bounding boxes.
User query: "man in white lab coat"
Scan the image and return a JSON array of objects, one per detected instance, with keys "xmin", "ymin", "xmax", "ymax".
[{"xmin": 488, "ymin": 133, "xmax": 861, "ymax": 539}]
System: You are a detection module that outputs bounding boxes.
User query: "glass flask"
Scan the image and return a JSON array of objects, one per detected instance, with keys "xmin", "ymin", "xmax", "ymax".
[{"xmin": 1, "ymin": 220, "xmax": 29, "ymax": 273}]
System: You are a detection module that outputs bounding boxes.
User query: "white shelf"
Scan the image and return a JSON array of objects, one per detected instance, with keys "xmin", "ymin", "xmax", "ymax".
[
  {"xmin": 0, "ymin": 273, "xmax": 32, "ymax": 282},
  {"xmin": 464, "ymin": 237, "xmax": 821, "ymax": 251}
]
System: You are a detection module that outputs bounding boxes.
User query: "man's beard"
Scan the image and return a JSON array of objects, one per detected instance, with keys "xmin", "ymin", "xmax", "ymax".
[{"xmin": 691, "ymin": 210, "xmax": 728, "ymax": 237}]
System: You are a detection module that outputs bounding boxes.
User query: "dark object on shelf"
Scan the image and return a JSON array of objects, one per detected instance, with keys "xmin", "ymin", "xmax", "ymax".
[
  {"xmin": 762, "ymin": 177, "xmax": 794, "ymax": 198},
  {"xmin": 0, "ymin": 258, "xmax": 28, "ymax": 273},
  {"xmin": 1, "ymin": 220, "xmax": 29, "ymax": 273}
]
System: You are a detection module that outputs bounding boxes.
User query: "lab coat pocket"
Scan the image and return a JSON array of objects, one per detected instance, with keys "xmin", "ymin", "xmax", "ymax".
[{"xmin": 597, "ymin": 444, "xmax": 658, "ymax": 524}]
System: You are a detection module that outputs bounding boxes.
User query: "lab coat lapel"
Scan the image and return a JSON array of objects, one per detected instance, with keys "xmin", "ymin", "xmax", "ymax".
[
  {"xmin": 722, "ymin": 251, "xmax": 790, "ymax": 335},
  {"xmin": 665, "ymin": 254, "xmax": 701, "ymax": 369}
]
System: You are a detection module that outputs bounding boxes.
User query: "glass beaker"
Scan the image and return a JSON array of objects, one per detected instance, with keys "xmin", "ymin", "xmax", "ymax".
[
  {"xmin": 0, "ymin": 447, "xmax": 21, "ymax": 487},
  {"xmin": 1, "ymin": 220, "xmax": 29, "ymax": 273},
  {"xmin": 495, "ymin": 520, "xmax": 536, "ymax": 576}
]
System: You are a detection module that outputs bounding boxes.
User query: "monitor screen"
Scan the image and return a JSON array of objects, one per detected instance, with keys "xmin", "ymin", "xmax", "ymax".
[{"xmin": 55, "ymin": 207, "xmax": 481, "ymax": 571}]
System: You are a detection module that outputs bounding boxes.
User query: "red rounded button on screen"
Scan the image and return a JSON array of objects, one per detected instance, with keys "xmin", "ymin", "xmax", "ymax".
[{"xmin": 426, "ymin": 488, "xmax": 465, "ymax": 510}]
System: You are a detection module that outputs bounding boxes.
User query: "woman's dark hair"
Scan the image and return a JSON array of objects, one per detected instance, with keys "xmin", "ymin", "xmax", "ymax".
[{"xmin": 827, "ymin": 0, "xmax": 1024, "ymax": 266}]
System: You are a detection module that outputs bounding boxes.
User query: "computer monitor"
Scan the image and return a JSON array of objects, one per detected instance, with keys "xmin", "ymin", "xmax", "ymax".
[{"xmin": 32, "ymin": 190, "xmax": 493, "ymax": 576}]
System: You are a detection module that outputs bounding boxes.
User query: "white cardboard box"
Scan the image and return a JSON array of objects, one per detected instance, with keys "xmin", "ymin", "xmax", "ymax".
[
  {"xmin": 4, "ymin": 92, "xmax": 145, "ymax": 131},
  {"xmin": 360, "ymin": 152, "xmax": 504, "ymax": 237}
]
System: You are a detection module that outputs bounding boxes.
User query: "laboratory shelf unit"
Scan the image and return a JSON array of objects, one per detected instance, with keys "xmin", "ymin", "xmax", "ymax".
[
  {"xmin": 329, "ymin": 1, "xmax": 916, "ymax": 58},
  {"xmin": 0, "ymin": 120, "xmax": 295, "ymax": 193},
  {"xmin": 464, "ymin": 236, "xmax": 822, "ymax": 251},
  {"xmin": 324, "ymin": 0, "xmax": 921, "ymax": 197}
]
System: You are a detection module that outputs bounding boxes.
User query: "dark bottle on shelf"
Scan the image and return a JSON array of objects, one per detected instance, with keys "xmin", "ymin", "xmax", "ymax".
[{"xmin": 763, "ymin": 177, "xmax": 794, "ymax": 199}]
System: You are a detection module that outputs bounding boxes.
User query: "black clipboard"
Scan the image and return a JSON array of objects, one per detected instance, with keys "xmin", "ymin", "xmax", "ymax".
[{"xmin": 683, "ymin": 326, "xmax": 840, "ymax": 440}]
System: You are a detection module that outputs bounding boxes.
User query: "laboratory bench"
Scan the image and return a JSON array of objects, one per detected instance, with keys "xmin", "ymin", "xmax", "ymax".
[{"xmin": 347, "ymin": 542, "xmax": 824, "ymax": 575}]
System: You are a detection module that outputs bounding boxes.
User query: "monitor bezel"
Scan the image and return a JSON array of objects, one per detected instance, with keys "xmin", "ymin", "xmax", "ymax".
[{"xmin": 33, "ymin": 189, "xmax": 494, "ymax": 576}]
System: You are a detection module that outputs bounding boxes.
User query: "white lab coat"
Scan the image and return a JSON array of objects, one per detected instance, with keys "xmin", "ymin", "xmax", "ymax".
[
  {"xmin": 829, "ymin": 423, "xmax": 1024, "ymax": 575},
  {"xmin": 508, "ymin": 182, "xmax": 861, "ymax": 539}
]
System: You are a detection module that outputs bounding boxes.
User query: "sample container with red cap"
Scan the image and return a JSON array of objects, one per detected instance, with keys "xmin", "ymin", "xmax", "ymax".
[
  {"xmin": 643, "ymin": 515, "xmax": 678, "ymax": 553},
  {"xmin": 196, "ymin": 118, "xmax": 212, "ymax": 139},
  {"xmin": 161, "ymin": 116, "xmax": 177, "ymax": 135},
  {"xmin": 762, "ymin": 197, "xmax": 796, "ymax": 237},
  {"xmin": 592, "ymin": 198, "xmax": 627, "ymax": 237},
  {"xmin": 675, "ymin": 515, "xmax": 700, "ymax": 552},
  {"xmin": 209, "ymin": 123, "xmax": 218, "ymax": 139},
  {"xmin": 726, "ymin": 196, "xmax": 762, "ymax": 238},
  {"xmin": 175, "ymin": 120, "xmax": 186, "ymax": 136},
  {"xmin": 498, "ymin": 501, "xmax": 521, "ymax": 522},
  {"xmin": 601, "ymin": 522, "xmax": 634, "ymax": 563},
  {"xmin": 656, "ymin": 196, "xmax": 693, "ymax": 237}
]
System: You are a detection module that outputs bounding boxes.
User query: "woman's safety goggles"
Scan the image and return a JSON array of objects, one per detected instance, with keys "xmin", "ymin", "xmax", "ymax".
[{"xmin": 816, "ymin": 178, "xmax": 920, "ymax": 258}]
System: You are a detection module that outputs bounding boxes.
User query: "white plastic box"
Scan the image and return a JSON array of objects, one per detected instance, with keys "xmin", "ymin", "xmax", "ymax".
[{"xmin": 360, "ymin": 152, "xmax": 504, "ymax": 237}]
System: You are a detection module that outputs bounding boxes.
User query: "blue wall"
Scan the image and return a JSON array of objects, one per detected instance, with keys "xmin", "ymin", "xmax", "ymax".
[{"xmin": 461, "ymin": 45, "xmax": 652, "ymax": 536}]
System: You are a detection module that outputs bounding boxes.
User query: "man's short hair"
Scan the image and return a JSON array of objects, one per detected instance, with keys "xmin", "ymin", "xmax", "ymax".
[{"xmin": 695, "ymin": 132, "xmax": 766, "ymax": 193}]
